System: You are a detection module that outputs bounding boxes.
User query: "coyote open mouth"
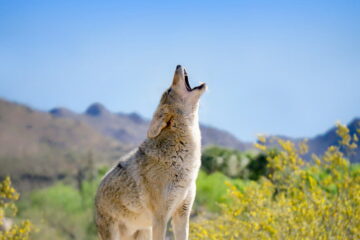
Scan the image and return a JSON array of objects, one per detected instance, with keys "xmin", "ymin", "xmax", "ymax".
[{"xmin": 184, "ymin": 69, "xmax": 206, "ymax": 92}]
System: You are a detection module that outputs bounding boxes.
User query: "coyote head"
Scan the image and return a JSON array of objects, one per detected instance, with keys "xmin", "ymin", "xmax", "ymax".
[{"xmin": 147, "ymin": 65, "xmax": 207, "ymax": 139}]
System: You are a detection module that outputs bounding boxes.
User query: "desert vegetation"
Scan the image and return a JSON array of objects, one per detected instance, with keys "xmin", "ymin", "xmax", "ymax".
[
  {"xmin": 0, "ymin": 177, "xmax": 33, "ymax": 239},
  {"xmin": 191, "ymin": 123, "xmax": 360, "ymax": 239},
  {"xmin": 0, "ymin": 123, "xmax": 359, "ymax": 239}
]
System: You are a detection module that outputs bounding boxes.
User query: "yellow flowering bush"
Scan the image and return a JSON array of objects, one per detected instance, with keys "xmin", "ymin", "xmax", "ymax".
[
  {"xmin": 191, "ymin": 123, "xmax": 360, "ymax": 240},
  {"xmin": 0, "ymin": 177, "xmax": 33, "ymax": 240}
]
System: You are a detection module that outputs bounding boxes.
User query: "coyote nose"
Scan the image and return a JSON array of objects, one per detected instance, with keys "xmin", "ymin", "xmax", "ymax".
[{"xmin": 176, "ymin": 65, "xmax": 182, "ymax": 70}]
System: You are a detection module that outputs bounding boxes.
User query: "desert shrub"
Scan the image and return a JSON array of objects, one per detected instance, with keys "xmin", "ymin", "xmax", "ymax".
[
  {"xmin": 0, "ymin": 177, "xmax": 33, "ymax": 240},
  {"xmin": 17, "ymin": 169, "xmax": 105, "ymax": 240},
  {"xmin": 201, "ymin": 146, "xmax": 269, "ymax": 179},
  {"xmin": 191, "ymin": 123, "xmax": 360, "ymax": 239},
  {"xmin": 19, "ymin": 182, "xmax": 98, "ymax": 240},
  {"xmin": 201, "ymin": 146, "xmax": 245, "ymax": 177}
]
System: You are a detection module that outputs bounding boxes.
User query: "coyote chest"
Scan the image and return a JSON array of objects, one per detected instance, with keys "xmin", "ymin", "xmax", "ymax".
[{"xmin": 141, "ymin": 141, "xmax": 200, "ymax": 191}]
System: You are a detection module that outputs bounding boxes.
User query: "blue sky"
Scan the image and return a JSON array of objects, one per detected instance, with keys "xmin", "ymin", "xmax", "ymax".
[{"xmin": 0, "ymin": 0, "xmax": 359, "ymax": 141}]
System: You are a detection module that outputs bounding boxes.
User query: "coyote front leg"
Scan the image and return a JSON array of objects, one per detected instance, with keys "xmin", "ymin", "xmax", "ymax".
[
  {"xmin": 172, "ymin": 186, "xmax": 195, "ymax": 240},
  {"xmin": 152, "ymin": 215, "xmax": 167, "ymax": 240}
]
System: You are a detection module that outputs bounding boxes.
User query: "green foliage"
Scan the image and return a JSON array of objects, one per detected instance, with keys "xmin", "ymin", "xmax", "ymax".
[
  {"xmin": 195, "ymin": 170, "xmax": 249, "ymax": 212},
  {"xmin": 201, "ymin": 146, "xmax": 269, "ymax": 180},
  {"xmin": 18, "ymin": 181, "xmax": 100, "ymax": 240},
  {"xmin": 246, "ymin": 153, "xmax": 268, "ymax": 180}
]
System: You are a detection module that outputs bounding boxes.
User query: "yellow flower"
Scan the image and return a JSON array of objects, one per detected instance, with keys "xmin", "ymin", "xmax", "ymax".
[{"xmin": 191, "ymin": 123, "xmax": 360, "ymax": 240}]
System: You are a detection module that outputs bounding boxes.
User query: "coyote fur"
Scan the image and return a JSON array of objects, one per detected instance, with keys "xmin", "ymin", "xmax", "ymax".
[{"xmin": 95, "ymin": 65, "xmax": 206, "ymax": 240}]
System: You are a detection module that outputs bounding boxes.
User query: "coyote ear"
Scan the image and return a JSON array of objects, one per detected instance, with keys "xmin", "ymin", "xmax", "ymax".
[{"xmin": 147, "ymin": 114, "xmax": 171, "ymax": 139}]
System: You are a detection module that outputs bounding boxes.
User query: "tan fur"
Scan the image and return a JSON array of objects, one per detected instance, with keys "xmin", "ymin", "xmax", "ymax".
[{"xmin": 95, "ymin": 65, "xmax": 206, "ymax": 240}]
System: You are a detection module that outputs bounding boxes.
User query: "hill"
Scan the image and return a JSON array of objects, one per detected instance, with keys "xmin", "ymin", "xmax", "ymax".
[
  {"xmin": 0, "ymin": 99, "xmax": 126, "ymax": 191},
  {"xmin": 306, "ymin": 118, "xmax": 360, "ymax": 163},
  {"xmin": 49, "ymin": 102, "xmax": 253, "ymax": 150},
  {"xmin": 264, "ymin": 119, "xmax": 360, "ymax": 163}
]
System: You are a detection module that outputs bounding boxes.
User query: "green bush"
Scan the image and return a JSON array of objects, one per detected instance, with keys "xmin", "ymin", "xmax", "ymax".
[
  {"xmin": 201, "ymin": 146, "xmax": 269, "ymax": 180},
  {"xmin": 195, "ymin": 170, "xmax": 249, "ymax": 212},
  {"xmin": 19, "ymin": 181, "xmax": 100, "ymax": 240}
]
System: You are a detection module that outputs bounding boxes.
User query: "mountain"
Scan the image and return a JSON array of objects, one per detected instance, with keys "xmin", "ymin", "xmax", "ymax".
[
  {"xmin": 264, "ymin": 118, "xmax": 360, "ymax": 163},
  {"xmin": 200, "ymin": 125, "xmax": 253, "ymax": 151},
  {"xmin": 306, "ymin": 118, "xmax": 360, "ymax": 163},
  {"xmin": 49, "ymin": 103, "xmax": 252, "ymax": 150},
  {"xmin": 49, "ymin": 103, "xmax": 150, "ymax": 146},
  {"xmin": 0, "ymin": 99, "xmax": 126, "ymax": 191}
]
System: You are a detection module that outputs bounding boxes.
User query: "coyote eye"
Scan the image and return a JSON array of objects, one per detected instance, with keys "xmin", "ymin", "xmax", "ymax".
[{"xmin": 167, "ymin": 88, "xmax": 172, "ymax": 94}]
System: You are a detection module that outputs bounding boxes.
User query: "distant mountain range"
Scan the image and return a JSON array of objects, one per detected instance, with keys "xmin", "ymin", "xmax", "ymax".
[
  {"xmin": 271, "ymin": 118, "xmax": 360, "ymax": 163},
  {"xmin": 263, "ymin": 118, "xmax": 360, "ymax": 164},
  {"xmin": 49, "ymin": 102, "xmax": 360, "ymax": 164},
  {"xmin": 0, "ymin": 99, "xmax": 126, "ymax": 190},
  {"xmin": 49, "ymin": 102, "xmax": 253, "ymax": 150},
  {"xmin": 0, "ymin": 97, "xmax": 359, "ymax": 190},
  {"xmin": 0, "ymin": 98, "xmax": 253, "ymax": 190}
]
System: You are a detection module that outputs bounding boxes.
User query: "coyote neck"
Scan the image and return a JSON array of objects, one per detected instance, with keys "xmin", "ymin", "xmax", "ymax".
[{"xmin": 140, "ymin": 117, "xmax": 201, "ymax": 163}]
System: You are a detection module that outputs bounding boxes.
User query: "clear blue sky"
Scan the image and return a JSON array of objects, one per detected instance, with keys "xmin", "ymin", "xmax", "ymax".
[{"xmin": 0, "ymin": 0, "xmax": 359, "ymax": 141}]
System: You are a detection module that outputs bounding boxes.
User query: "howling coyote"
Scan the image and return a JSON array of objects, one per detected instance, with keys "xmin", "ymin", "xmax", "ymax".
[{"xmin": 95, "ymin": 65, "xmax": 206, "ymax": 240}]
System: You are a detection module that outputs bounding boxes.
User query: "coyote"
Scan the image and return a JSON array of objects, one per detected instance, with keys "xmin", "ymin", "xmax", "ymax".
[{"xmin": 95, "ymin": 65, "xmax": 206, "ymax": 240}]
